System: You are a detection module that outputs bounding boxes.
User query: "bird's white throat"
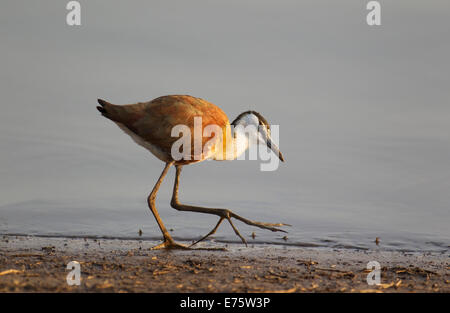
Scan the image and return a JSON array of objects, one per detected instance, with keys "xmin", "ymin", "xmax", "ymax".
[
  {"xmin": 231, "ymin": 125, "xmax": 251, "ymax": 160},
  {"xmin": 212, "ymin": 115, "xmax": 261, "ymax": 161}
]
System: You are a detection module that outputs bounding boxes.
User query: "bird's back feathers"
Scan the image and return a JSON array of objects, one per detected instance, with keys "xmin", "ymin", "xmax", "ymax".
[{"xmin": 96, "ymin": 95, "xmax": 231, "ymax": 163}]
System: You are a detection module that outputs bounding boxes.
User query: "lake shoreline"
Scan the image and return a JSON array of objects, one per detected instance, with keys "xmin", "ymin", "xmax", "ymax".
[{"xmin": 0, "ymin": 235, "xmax": 448, "ymax": 292}]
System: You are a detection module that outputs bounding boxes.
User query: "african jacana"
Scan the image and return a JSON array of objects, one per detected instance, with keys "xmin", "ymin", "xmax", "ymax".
[{"xmin": 97, "ymin": 95, "xmax": 287, "ymax": 249}]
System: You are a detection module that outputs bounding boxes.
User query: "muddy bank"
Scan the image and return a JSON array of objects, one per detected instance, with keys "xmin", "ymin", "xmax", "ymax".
[{"xmin": 0, "ymin": 235, "xmax": 448, "ymax": 292}]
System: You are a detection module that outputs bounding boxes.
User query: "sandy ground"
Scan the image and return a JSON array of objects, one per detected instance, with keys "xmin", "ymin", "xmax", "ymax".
[{"xmin": 0, "ymin": 235, "xmax": 448, "ymax": 293}]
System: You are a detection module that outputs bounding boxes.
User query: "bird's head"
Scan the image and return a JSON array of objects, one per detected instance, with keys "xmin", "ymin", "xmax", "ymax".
[{"xmin": 231, "ymin": 111, "xmax": 284, "ymax": 162}]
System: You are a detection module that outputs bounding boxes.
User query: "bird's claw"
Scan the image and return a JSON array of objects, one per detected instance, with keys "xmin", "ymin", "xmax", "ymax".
[
  {"xmin": 191, "ymin": 210, "xmax": 290, "ymax": 247},
  {"xmin": 150, "ymin": 239, "xmax": 189, "ymax": 250}
]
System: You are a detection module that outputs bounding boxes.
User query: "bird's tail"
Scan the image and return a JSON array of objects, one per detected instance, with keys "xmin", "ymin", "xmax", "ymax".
[
  {"xmin": 96, "ymin": 98, "xmax": 120, "ymax": 121},
  {"xmin": 96, "ymin": 98, "xmax": 110, "ymax": 114},
  {"xmin": 97, "ymin": 98, "xmax": 140, "ymax": 125}
]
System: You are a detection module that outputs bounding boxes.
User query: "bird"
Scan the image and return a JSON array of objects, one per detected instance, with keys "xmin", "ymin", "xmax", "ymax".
[{"xmin": 96, "ymin": 95, "xmax": 288, "ymax": 249}]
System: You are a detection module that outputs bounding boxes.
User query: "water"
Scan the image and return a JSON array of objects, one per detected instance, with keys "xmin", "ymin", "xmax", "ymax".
[{"xmin": 0, "ymin": 1, "xmax": 449, "ymax": 252}]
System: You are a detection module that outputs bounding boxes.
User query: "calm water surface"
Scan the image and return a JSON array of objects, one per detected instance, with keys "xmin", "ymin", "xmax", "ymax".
[{"xmin": 0, "ymin": 1, "xmax": 449, "ymax": 252}]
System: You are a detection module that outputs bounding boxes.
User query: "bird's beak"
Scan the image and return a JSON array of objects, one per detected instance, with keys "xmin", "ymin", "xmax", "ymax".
[
  {"xmin": 266, "ymin": 137, "xmax": 285, "ymax": 162},
  {"xmin": 257, "ymin": 125, "xmax": 285, "ymax": 162}
]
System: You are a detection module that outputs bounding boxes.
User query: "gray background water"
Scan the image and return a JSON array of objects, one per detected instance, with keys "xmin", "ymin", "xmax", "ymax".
[{"xmin": 0, "ymin": 1, "xmax": 449, "ymax": 251}]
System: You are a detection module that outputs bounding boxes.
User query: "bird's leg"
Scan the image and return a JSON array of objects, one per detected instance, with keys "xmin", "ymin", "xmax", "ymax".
[
  {"xmin": 171, "ymin": 165, "xmax": 290, "ymax": 247},
  {"xmin": 147, "ymin": 162, "xmax": 188, "ymax": 250},
  {"xmin": 189, "ymin": 217, "xmax": 225, "ymax": 247}
]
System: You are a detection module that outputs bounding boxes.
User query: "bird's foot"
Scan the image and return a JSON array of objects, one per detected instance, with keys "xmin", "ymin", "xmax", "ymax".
[
  {"xmin": 190, "ymin": 210, "xmax": 291, "ymax": 247},
  {"xmin": 150, "ymin": 238, "xmax": 226, "ymax": 251},
  {"xmin": 150, "ymin": 238, "xmax": 189, "ymax": 250}
]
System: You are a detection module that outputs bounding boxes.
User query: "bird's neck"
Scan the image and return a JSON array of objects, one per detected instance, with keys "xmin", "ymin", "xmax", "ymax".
[
  {"xmin": 232, "ymin": 127, "xmax": 250, "ymax": 160},
  {"xmin": 213, "ymin": 124, "xmax": 250, "ymax": 161}
]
